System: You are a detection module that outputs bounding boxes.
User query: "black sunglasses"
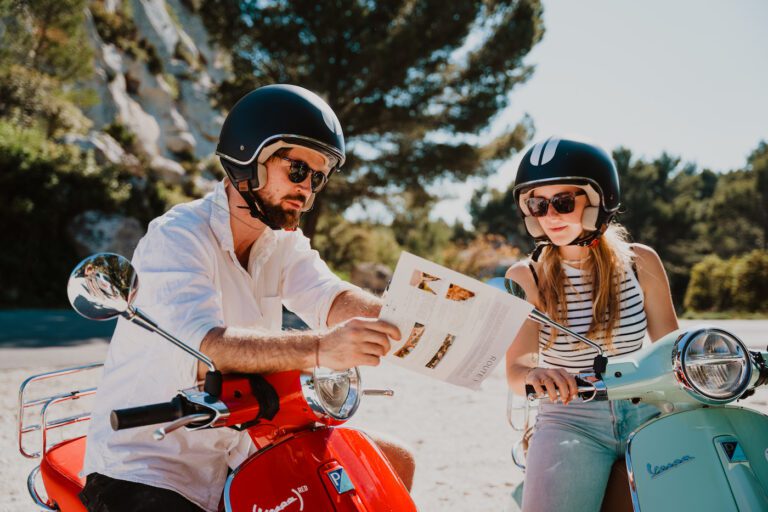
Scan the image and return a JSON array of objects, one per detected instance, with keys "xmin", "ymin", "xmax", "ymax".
[
  {"xmin": 525, "ymin": 190, "xmax": 586, "ymax": 217},
  {"xmin": 280, "ymin": 156, "xmax": 330, "ymax": 193}
]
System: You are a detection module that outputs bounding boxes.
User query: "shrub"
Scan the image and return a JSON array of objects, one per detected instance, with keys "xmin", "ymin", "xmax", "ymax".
[
  {"xmin": 684, "ymin": 255, "xmax": 730, "ymax": 311},
  {"xmin": 684, "ymin": 250, "xmax": 768, "ymax": 313},
  {"xmin": 730, "ymin": 250, "xmax": 768, "ymax": 311}
]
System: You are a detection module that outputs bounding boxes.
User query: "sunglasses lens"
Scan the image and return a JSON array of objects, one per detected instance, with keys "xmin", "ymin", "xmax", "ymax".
[
  {"xmin": 311, "ymin": 172, "xmax": 327, "ymax": 192},
  {"xmin": 288, "ymin": 161, "xmax": 309, "ymax": 184},
  {"xmin": 526, "ymin": 197, "xmax": 549, "ymax": 217},
  {"xmin": 551, "ymin": 193, "xmax": 576, "ymax": 214}
]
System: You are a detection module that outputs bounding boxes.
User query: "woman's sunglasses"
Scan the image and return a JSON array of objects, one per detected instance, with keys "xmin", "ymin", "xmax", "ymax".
[
  {"xmin": 281, "ymin": 156, "xmax": 329, "ymax": 193},
  {"xmin": 525, "ymin": 190, "xmax": 586, "ymax": 217}
]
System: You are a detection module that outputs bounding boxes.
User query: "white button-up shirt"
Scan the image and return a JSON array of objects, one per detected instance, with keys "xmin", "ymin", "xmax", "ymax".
[{"xmin": 83, "ymin": 181, "xmax": 357, "ymax": 511}]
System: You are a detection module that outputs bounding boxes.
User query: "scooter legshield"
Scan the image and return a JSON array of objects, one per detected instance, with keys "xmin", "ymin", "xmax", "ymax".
[
  {"xmin": 223, "ymin": 427, "xmax": 417, "ymax": 512},
  {"xmin": 627, "ymin": 407, "xmax": 768, "ymax": 511}
]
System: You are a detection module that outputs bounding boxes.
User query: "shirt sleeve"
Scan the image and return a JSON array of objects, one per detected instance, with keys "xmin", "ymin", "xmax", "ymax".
[
  {"xmin": 131, "ymin": 221, "xmax": 224, "ymax": 386},
  {"xmin": 280, "ymin": 231, "xmax": 359, "ymax": 330}
]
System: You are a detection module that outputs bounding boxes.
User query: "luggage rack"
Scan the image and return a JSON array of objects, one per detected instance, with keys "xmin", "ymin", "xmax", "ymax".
[{"xmin": 17, "ymin": 362, "xmax": 103, "ymax": 510}]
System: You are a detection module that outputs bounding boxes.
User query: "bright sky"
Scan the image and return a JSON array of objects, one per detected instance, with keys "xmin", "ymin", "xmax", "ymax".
[{"xmin": 428, "ymin": 0, "xmax": 768, "ymax": 226}]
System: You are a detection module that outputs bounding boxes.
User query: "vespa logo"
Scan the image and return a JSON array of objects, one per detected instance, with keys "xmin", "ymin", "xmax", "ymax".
[
  {"xmin": 646, "ymin": 455, "xmax": 695, "ymax": 479},
  {"xmin": 252, "ymin": 486, "xmax": 308, "ymax": 512}
]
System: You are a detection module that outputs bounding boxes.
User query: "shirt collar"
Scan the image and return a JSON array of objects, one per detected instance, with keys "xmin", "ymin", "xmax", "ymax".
[
  {"xmin": 209, "ymin": 180, "xmax": 235, "ymax": 253},
  {"xmin": 208, "ymin": 180, "xmax": 281, "ymax": 261}
]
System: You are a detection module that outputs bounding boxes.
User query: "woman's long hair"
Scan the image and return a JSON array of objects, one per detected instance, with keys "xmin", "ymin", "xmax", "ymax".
[{"xmin": 537, "ymin": 223, "xmax": 634, "ymax": 353}]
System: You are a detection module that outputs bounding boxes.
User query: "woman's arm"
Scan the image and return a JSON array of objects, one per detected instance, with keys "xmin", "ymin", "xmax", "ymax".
[
  {"xmin": 633, "ymin": 244, "xmax": 679, "ymax": 342},
  {"xmin": 504, "ymin": 262, "xmax": 578, "ymax": 403}
]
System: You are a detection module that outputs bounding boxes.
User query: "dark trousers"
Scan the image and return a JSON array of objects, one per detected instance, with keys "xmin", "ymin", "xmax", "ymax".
[{"xmin": 79, "ymin": 473, "xmax": 205, "ymax": 512}]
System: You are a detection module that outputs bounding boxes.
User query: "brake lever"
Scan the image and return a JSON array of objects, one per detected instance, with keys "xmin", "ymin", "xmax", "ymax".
[
  {"xmin": 362, "ymin": 389, "xmax": 394, "ymax": 397},
  {"xmin": 153, "ymin": 413, "xmax": 213, "ymax": 441}
]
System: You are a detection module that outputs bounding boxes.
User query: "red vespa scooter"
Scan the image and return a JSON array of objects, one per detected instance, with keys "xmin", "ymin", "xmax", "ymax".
[{"xmin": 18, "ymin": 253, "xmax": 418, "ymax": 512}]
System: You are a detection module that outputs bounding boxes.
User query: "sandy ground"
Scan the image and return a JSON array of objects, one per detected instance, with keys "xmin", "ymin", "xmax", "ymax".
[{"xmin": 2, "ymin": 320, "xmax": 767, "ymax": 511}]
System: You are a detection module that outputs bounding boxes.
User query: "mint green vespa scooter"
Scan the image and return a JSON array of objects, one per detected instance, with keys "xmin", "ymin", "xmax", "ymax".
[{"xmin": 491, "ymin": 279, "xmax": 768, "ymax": 511}]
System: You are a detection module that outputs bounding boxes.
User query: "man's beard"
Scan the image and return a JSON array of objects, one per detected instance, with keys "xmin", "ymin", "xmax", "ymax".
[{"xmin": 256, "ymin": 191, "xmax": 306, "ymax": 230}]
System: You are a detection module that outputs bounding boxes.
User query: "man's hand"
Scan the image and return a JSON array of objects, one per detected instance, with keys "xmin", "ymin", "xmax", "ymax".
[{"xmin": 319, "ymin": 317, "xmax": 401, "ymax": 369}]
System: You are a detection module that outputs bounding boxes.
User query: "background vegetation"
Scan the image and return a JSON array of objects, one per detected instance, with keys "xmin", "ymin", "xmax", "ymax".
[{"xmin": 0, "ymin": 0, "xmax": 765, "ymax": 317}]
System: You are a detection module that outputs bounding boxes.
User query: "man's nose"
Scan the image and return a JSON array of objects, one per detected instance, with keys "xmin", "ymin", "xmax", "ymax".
[{"xmin": 295, "ymin": 174, "xmax": 312, "ymax": 194}]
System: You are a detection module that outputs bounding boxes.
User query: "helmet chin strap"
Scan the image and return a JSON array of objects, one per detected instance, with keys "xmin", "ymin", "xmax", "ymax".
[
  {"xmin": 530, "ymin": 227, "xmax": 605, "ymax": 262},
  {"xmin": 237, "ymin": 188, "xmax": 283, "ymax": 231}
]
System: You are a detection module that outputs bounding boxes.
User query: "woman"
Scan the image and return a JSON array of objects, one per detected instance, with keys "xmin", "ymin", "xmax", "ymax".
[{"xmin": 505, "ymin": 137, "xmax": 678, "ymax": 511}]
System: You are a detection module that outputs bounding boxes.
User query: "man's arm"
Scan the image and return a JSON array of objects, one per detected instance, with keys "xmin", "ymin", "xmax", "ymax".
[
  {"xmin": 197, "ymin": 315, "xmax": 400, "ymax": 380},
  {"xmin": 327, "ymin": 288, "xmax": 383, "ymax": 326}
]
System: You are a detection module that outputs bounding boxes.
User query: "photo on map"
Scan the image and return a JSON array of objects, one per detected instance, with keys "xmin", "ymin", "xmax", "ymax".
[
  {"xmin": 394, "ymin": 322, "xmax": 426, "ymax": 358},
  {"xmin": 409, "ymin": 270, "xmax": 441, "ymax": 295},
  {"xmin": 445, "ymin": 283, "xmax": 476, "ymax": 302},
  {"xmin": 425, "ymin": 334, "xmax": 456, "ymax": 369}
]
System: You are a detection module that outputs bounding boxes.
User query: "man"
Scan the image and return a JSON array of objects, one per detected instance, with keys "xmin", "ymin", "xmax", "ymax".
[{"xmin": 80, "ymin": 85, "xmax": 415, "ymax": 511}]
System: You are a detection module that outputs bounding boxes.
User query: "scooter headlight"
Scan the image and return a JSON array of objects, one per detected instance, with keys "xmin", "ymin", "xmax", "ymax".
[
  {"xmin": 673, "ymin": 328, "xmax": 751, "ymax": 403},
  {"xmin": 301, "ymin": 367, "xmax": 361, "ymax": 421}
]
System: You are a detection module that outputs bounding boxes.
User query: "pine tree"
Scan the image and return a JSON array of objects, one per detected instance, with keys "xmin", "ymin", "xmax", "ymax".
[{"xmin": 194, "ymin": 0, "xmax": 544, "ymax": 238}]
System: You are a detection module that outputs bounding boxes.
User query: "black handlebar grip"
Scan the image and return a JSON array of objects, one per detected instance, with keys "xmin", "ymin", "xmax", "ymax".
[
  {"xmin": 110, "ymin": 396, "xmax": 186, "ymax": 431},
  {"xmin": 525, "ymin": 384, "xmax": 536, "ymax": 396}
]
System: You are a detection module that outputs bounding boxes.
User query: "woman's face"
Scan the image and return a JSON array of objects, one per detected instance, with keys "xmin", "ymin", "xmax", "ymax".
[{"xmin": 528, "ymin": 184, "xmax": 588, "ymax": 246}]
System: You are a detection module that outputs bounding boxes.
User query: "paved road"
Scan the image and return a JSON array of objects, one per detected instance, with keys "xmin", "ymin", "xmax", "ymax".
[{"xmin": 0, "ymin": 309, "xmax": 308, "ymax": 368}]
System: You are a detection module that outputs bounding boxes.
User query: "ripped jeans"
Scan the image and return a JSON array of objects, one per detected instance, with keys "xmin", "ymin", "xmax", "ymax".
[{"xmin": 521, "ymin": 399, "xmax": 659, "ymax": 512}]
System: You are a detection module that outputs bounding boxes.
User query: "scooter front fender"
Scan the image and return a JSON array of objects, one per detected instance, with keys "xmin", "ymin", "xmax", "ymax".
[
  {"xmin": 627, "ymin": 406, "xmax": 768, "ymax": 511},
  {"xmin": 223, "ymin": 427, "xmax": 417, "ymax": 512}
]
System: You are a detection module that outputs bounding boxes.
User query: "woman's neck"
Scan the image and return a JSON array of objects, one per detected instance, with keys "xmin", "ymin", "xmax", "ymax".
[{"xmin": 558, "ymin": 246, "xmax": 590, "ymax": 263}]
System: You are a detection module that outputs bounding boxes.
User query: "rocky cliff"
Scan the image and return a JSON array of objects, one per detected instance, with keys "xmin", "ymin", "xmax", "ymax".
[
  {"xmin": 77, "ymin": 0, "xmax": 226, "ymax": 185},
  {"xmin": 64, "ymin": 0, "xmax": 229, "ymax": 255}
]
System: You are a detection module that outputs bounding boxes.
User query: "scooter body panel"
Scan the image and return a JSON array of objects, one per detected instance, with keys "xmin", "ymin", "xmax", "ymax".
[
  {"xmin": 224, "ymin": 426, "xmax": 417, "ymax": 512},
  {"xmin": 627, "ymin": 406, "xmax": 768, "ymax": 511}
]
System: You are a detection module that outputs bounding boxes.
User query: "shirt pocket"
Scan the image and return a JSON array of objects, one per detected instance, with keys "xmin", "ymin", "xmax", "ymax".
[{"xmin": 259, "ymin": 296, "xmax": 283, "ymax": 332}]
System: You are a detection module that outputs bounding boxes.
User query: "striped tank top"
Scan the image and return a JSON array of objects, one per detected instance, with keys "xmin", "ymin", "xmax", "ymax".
[{"xmin": 538, "ymin": 262, "xmax": 647, "ymax": 372}]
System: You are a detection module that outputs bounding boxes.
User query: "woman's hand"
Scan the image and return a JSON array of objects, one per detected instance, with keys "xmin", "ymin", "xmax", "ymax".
[{"xmin": 526, "ymin": 367, "xmax": 578, "ymax": 404}]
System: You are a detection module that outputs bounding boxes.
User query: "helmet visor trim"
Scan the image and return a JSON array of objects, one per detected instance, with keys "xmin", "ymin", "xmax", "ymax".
[{"xmin": 217, "ymin": 134, "xmax": 345, "ymax": 169}]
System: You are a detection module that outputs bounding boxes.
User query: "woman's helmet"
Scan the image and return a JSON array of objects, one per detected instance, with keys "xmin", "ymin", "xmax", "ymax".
[
  {"xmin": 216, "ymin": 84, "xmax": 345, "ymax": 228},
  {"xmin": 512, "ymin": 137, "xmax": 620, "ymax": 250}
]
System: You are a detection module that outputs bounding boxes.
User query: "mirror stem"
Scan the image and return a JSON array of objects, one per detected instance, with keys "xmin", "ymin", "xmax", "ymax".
[
  {"xmin": 528, "ymin": 309, "xmax": 605, "ymax": 356},
  {"xmin": 125, "ymin": 307, "xmax": 217, "ymax": 373}
]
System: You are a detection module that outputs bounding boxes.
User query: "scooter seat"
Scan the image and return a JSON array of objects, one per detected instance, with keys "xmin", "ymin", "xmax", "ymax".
[{"xmin": 40, "ymin": 436, "xmax": 87, "ymax": 511}]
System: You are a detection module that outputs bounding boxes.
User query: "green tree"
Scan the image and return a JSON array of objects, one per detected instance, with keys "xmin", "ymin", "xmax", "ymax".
[
  {"xmin": 469, "ymin": 185, "xmax": 530, "ymax": 250},
  {"xmin": 390, "ymin": 194, "xmax": 453, "ymax": 263},
  {"xmin": 0, "ymin": 0, "xmax": 93, "ymax": 83},
  {"xmin": 614, "ymin": 148, "xmax": 717, "ymax": 306},
  {"xmin": 193, "ymin": 0, "xmax": 543, "ymax": 239},
  {"xmin": 704, "ymin": 169, "xmax": 764, "ymax": 258}
]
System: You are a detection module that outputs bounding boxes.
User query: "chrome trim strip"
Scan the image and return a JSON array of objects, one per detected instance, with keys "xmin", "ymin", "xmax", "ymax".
[
  {"xmin": 217, "ymin": 134, "xmax": 344, "ymax": 167},
  {"xmin": 27, "ymin": 465, "xmax": 57, "ymax": 511},
  {"xmin": 625, "ymin": 431, "xmax": 642, "ymax": 512},
  {"xmin": 223, "ymin": 431, "xmax": 304, "ymax": 511},
  {"xmin": 511, "ymin": 440, "xmax": 526, "ymax": 471},
  {"xmin": 672, "ymin": 327, "xmax": 752, "ymax": 405}
]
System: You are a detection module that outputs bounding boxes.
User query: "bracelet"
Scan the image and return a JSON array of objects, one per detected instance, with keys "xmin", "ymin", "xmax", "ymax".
[{"xmin": 315, "ymin": 338, "xmax": 321, "ymax": 368}]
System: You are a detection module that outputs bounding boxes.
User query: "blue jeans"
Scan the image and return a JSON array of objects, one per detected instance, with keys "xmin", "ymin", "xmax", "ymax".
[{"xmin": 521, "ymin": 399, "xmax": 659, "ymax": 512}]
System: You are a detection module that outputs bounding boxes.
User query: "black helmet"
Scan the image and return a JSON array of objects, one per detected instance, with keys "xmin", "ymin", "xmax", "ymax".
[
  {"xmin": 512, "ymin": 137, "xmax": 620, "ymax": 248},
  {"xmin": 216, "ymin": 84, "xmax": 345, "ymax": 227}
]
